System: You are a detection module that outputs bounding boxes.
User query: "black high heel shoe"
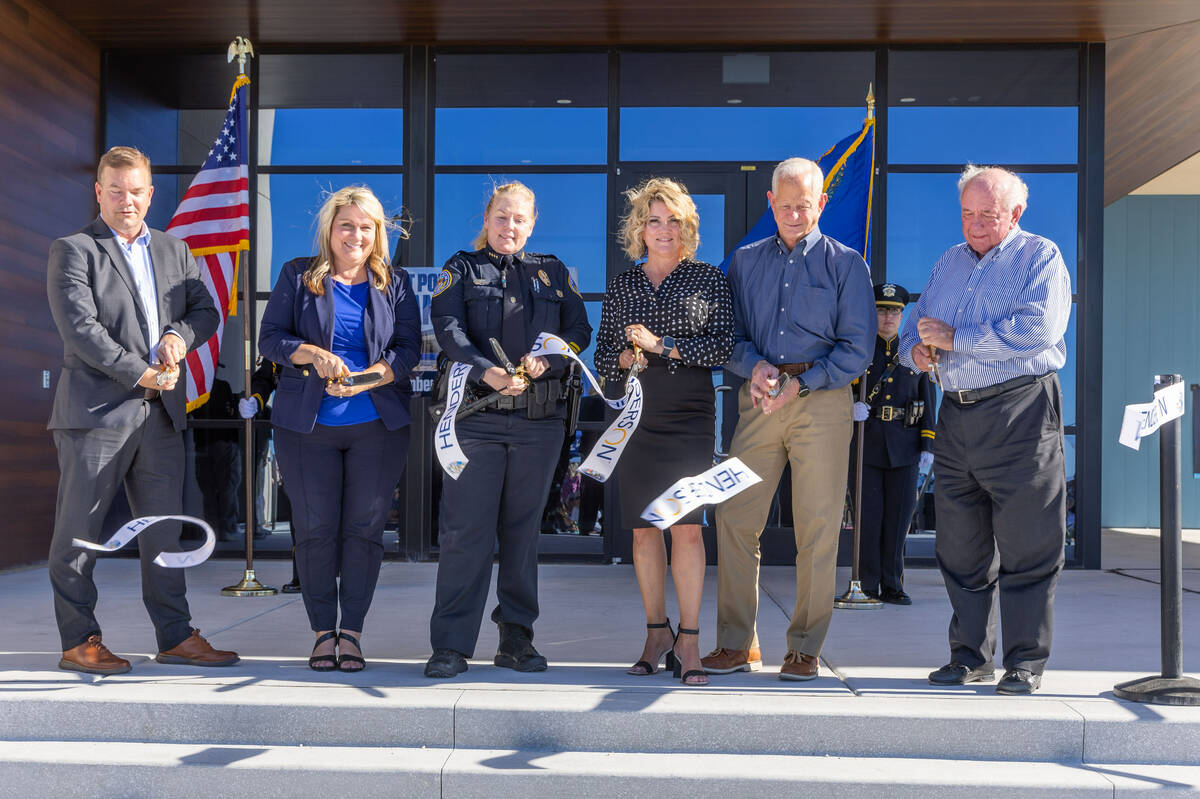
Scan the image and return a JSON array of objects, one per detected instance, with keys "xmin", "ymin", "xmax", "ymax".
[
  {"xmin": 627, "ymin": 619, "xmax": 676, "ymax": 676},
  {"xmin": 308, "ymin": 631, "xmax": 337, "ymax": 672},
  {"xmin": 671, "ymin": 627, "xmax": 708, "ymax": 686}
]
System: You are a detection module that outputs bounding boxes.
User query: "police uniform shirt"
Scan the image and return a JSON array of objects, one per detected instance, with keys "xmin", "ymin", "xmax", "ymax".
[{"xmin": 431, "ymin": 248, "xmax": 591, "ymax": 384}]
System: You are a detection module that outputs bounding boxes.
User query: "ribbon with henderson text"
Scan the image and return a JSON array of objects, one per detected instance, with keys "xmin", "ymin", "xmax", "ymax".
[
  {"xmin": 72, "ymin": 515, "xmax": 216, "ymax": 567},
  {"xmin": 640, "ymin": 457, "xmax": 762, "ymax": 530}
]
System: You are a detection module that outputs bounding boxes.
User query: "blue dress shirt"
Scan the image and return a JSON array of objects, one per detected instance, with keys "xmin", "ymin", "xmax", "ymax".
[
  {"xmin": 317, "ymin": 280, "xmax": 380, "ymax": 426},
  {"xmin": 107, "ymin": 223, "xmax": 162, "ymax": 360},
  {"xmin": 897, "ymin": 225, "xmax": 1072, "ymax": 391},
  {"xmin": 726, "ymin": 226, "xmax": 876, "ymax": 390}
]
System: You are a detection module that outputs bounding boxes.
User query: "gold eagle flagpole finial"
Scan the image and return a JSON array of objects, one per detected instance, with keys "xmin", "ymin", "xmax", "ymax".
[{"xmin": 227, "ymin": 37, "xmax": 255, "ymax": 75}]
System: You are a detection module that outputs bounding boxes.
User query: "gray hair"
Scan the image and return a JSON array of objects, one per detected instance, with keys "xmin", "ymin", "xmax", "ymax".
[
  {"xmin": 958, "ymin": 165, "xmax": 1029, "ymax": 212},
  {"xmin": 772, "ymin": 157, "xmax": 825, "ymax": 195}
]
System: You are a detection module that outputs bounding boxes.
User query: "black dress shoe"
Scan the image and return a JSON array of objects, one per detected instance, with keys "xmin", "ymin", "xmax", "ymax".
[
  {"xmin": 280, "ymin": 578, "xmax": 301, "ymax": 594},
  {"xmin": 996, "ymin": 669, "xmax": 1041, "ymax": 695},
  {"xmin": 424, "ymin": 648, "xmax": 468, "ymax": 678},
  {"xmin": 879, "ymin": 588, "xmax": 913, "ymax": 606},
  {"xmin": 928, "ymin": 661, "xmax": 996, "ymax": 685}
]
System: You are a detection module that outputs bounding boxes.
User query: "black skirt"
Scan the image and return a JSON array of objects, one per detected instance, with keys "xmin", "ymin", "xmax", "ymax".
[{"xmin": 616, "ymin": 360, "xmax": 716, "ymax": 528}]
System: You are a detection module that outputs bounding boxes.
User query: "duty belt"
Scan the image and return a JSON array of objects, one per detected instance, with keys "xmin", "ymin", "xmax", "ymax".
[
  {"xmin": 875, "ymin": 405, "xmax": 904, "ymax": 422},
  {"xmin": 778, "ymin": 362, "xmax": 812, "ymax": 377},
  {"xmin": 489, "ymin": 392, "xmax": 529, "ymax": 411}
]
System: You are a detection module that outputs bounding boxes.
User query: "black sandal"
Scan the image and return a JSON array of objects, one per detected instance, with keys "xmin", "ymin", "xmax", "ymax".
[
  {"xmin": 627, "ymin": 619, "xmax": 675, "ymax": 676},
  {"xmin": 337, "ymin": 632, "xmax": 366, "ymax": 672},
  {"xmin": 308, "ymin": 631, "xmax": 338, "ymax": 672},
  {"xmin": 672, "ymin": 627, "xmax": 708, "ymax": 686}
]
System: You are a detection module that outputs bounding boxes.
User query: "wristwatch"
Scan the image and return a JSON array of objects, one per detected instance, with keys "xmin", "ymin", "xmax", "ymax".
[
  {"xmin": 659, "ymin": 335, "xmax": 676, "ymax": 358},
  {"xmin": 794, "ymin": 376, "xmax": 811, "ymax": 398}
]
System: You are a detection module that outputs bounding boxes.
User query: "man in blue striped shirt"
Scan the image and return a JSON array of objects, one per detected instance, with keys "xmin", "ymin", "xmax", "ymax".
[
  {"xmin": 702, "ymin": 157, "xmax": 875, "ymax": 682},
  {"xmin": 898, "ymin": 165, "xmax": 1071, "ymax": 695}
]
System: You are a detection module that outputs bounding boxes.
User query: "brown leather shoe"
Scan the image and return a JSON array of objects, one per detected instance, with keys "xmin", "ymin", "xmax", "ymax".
[
  {"xmin": 156, "ymin": 629, "xmax": 239, "ymax": 667},
  {"xmin": 60, "ymin": 634, "xmax": 131, "ymax": 675},
  {"xmin": 701, "ymin": 646, "xmax": 762, "ymax": 674},
  {"xmin": 779, "ymin": 650, "xmax": 819, "ymax": 681}
]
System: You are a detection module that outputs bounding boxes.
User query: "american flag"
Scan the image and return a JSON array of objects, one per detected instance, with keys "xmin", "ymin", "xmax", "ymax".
[{"xmin": 166, "ymin": 74, "xmax": 251, "ymax": 411}]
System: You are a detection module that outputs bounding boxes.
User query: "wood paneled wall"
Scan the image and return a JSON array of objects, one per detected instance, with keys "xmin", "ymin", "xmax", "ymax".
[
  {"xmin": 1106, "ymin": 20, "xmax": 1200, "ymax": 204},
  {"xmin": 0, "ymin": 0, "xmax": 99, "ymax": 568}
]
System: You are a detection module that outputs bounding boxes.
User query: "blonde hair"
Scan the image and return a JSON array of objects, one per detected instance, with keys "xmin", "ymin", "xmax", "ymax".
[
  {"xmin": 619, "ymin": 177, "xmax": 700, "ymax": 262},
  {"xmin": 97, "ymin": 146, "xmax": 151, "ymax": 183},
  {"xmin": 305, "ymin": 185, "xmax": 405, "ymax": 296},
  {"xmin": 471, "ymin": 181, "xmax": 537, "ymax": 251}
]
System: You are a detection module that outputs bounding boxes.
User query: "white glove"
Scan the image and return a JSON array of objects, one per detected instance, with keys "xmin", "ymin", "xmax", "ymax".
[
  {"xmin": 919, "ymin": 451, "xmax": 934, "ymax": 471},
  {"xmin": 852, "ymin": 402, "xmax": 870, "ymax": 422},
  {"xmin": 238, "ymin": 397, "xmax": 259, "ymax": 419}
]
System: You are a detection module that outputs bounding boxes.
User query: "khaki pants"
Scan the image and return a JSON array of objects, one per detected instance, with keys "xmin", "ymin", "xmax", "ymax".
[{"xmin": 715, "ymin": 382, "xmax": 853, "ymax": 656}]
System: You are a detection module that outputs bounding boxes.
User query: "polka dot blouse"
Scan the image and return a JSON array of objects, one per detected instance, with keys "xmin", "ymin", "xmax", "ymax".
[{"xmin": 594, "ymin": 259, "xmax": 735, "ymax": 383}]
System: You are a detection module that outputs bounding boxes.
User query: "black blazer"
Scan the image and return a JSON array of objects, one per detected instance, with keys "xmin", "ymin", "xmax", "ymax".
[
  {"xmin": 259, "ymin": 257, "xmax": 421, "ymax": 434},
  {"xmin": 46, "ymin": 217, "xmax": 219, "ymax": 432}
]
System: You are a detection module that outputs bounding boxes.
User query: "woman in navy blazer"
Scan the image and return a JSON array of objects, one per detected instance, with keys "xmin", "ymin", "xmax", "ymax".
[{"xmin": 259, "ymin": 185, "xmax": 420, "ymax": 673}]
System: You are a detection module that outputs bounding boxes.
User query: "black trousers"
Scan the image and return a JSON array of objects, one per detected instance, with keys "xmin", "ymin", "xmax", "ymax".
[
  {"xmin": 430, "ymin": 411, "xmax": 564, "ymax": 657},
  {"xmin": 858, "ymin": 460, "xmax": 920, "ymax": 595},
  {"xmin": 274, "ymin": 419, "xmax": 410, "ymax": 632},
  {"xmin": 934, "ymin": 374, "xmax": 1066, "ymax": 674},
  {"xmin": 49, "ymin": 400, "xmax": 192, "ymax": 651}
]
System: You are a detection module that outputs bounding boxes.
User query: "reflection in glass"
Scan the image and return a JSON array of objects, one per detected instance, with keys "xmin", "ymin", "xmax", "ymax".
[
  {"xmin": 620, "ymin": 107, "xmax": 866, "ymax": 162},
  {"xmin": 436, "ymin": 108, "xmax": 606, "ymax": 165},
  {"xmin": 889, "ymin": 107, "xmax": 1078, "ymax": 165},
  {"xmin": 259, "ymin": 109, "xmax": 404, "ymax": 165},
  {"xmin": 433, "ymin": 173, "xmax": 607, "ymax": 292}
]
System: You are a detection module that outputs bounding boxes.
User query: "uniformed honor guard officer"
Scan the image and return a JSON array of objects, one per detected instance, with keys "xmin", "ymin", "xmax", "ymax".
[
  {"xmin": 424, "ymin": 181, "xmax": 592, "ymax": 679},
  {"xmin": 850, "ymin": 283, "xmax": 936, "ymax": 605}
]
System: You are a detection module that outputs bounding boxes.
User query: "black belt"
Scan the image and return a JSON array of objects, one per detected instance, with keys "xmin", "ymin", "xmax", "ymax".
[
  {"xmin": 944, "ymin": 373, "xmax": 1051, "ymax": 406},
  {"xmin": 875, "ymin": 405, "xmax": 905, "ymax": 422},
  {"xmin": 490, "ymin": 392, "xmax": 529, "ymax": 411}
]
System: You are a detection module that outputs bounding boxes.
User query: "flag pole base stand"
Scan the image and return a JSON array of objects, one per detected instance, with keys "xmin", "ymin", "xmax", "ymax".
[
  {"xmin": 1114, "ymin": 675, "xmax": 1200, "ymax": 706},
  {"xmin": 834, "ymin": 580, "xmax": 885, "ymax": 610},
  {"xmin": 221, "ymin": 569, "xmax": 277, "ymax": 597}
]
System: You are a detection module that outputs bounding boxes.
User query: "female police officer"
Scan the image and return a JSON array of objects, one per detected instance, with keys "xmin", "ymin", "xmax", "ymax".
[{"xmin": 424, "ymin": 181, "xmax": 591, "ymax": 678}]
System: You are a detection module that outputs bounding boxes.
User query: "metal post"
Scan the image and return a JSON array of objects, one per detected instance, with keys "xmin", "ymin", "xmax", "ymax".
[
  {"xmin": 220, "ymin": 35, "xmax": 274, "ymax": 598},
  {"xmin": 836, "ymin": 373, "xmax": 882, "ymax": 609},
  {"xmin": 1114, "ymin": 374, "xmax": 1199, "ymax": 704}
]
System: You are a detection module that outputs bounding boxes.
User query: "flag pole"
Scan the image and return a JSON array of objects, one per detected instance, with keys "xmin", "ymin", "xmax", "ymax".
[
  {"xmin": 220, "ymin": 36, "xmax": 275, "ymax": 598},
  {"xmin": 836, "ymin": 83, "xmax": 883, "ymax": 610}
]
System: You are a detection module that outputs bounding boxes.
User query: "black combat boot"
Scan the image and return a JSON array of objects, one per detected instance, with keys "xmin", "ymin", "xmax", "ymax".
[{"xmin": 491, "ymin": 606, "xmax": 548, "ymax": 672}]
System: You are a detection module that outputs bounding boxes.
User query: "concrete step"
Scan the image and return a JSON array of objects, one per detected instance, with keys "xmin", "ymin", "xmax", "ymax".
[
  {"xmin": 2, "ymin": 741, "xmax": 1198, "ymax": 798},
  {"xmin": 3, "ymin": 668, "xmax": 1199, "ymax": 766}
]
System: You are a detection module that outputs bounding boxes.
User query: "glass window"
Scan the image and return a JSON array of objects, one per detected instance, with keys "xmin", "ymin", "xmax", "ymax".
[
  {"xmin": 258, "ymin": 109, "xmax": 404, "ymax": 165},
  {"xmin": 887, "ymin": 49, "xmax": 1079, "ymax": 165},
  {"xmin": 435, "ymin": 53, "xmax": 608, "ymax": 166},
  {"xmin": 889, "ymin": 107, "xmax": 1078, "ymax": 165},
  {"xmin": 256, "ymin": 173, "xmax": 404, "ymax": 290},
  {"xmin": 619, "ymin": 51, "xmax": 874, "ymax": 163},
  {"xmin": 432, "ymin": 173, "xmax": 607, "ymax": 293},
  {"xmin": 885, "ymin": 171, "xmax": 1078, "ymax": 290},
  {"xmin": 693, "ymin": 194, "xmax": 726, "ymax": 268},
  {"xmin": 621, "ymin": 107, "xmax": 868, "ymax": 163}
]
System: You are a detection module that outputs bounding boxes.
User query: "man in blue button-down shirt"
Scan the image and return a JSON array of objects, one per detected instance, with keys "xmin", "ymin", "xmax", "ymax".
[
  {"xmin": 898, "ymin": 166, "xmax": 1071, "ymax": 696},
  {"xmin": 702, "ymin": 157, "xmax": 875, "ymax": 681}
]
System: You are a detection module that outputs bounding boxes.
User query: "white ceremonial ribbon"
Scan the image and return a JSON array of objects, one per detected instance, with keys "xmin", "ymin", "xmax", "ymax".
[
  {"xmin": 434, "ymin": 360, "xmax": 473, "ymax": 479},
  {"xmin": 71, "ymin": 515, "xmax": 216, "ymax": 568},
  {"xmin": 1119, "ymin": 380, "xmax": 1187, "ymax": 451},
  {"xmin": 529, "ymin": 332, "xmax": 645, "ymax": 482},
  {"xmin": 640, "ymin": 457, "xmax": 762, "ymax": 530}
]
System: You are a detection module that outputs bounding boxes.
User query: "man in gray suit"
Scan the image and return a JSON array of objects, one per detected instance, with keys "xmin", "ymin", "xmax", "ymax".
[{"xmin": 47, "ymin": 146, "xmax": 239, "ymax": 674}]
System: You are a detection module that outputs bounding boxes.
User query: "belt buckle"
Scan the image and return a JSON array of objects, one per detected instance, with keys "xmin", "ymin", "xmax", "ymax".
[
  {"xmin": 954, "ymin": 390, "xmax": 974, "ymax": 406},
  {"xmin": 879, "ymin": 406, "xmax": 894, "ymax": 422}
]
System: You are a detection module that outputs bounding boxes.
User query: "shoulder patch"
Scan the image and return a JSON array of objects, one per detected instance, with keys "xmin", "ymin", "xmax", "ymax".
[
  {"xmin": 568, "ymin": 274, "xmax": 582, "ymax": 298},
  {"xmin": 432, "ymin": 269, "xmax": 453, "ymax": 298}
]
